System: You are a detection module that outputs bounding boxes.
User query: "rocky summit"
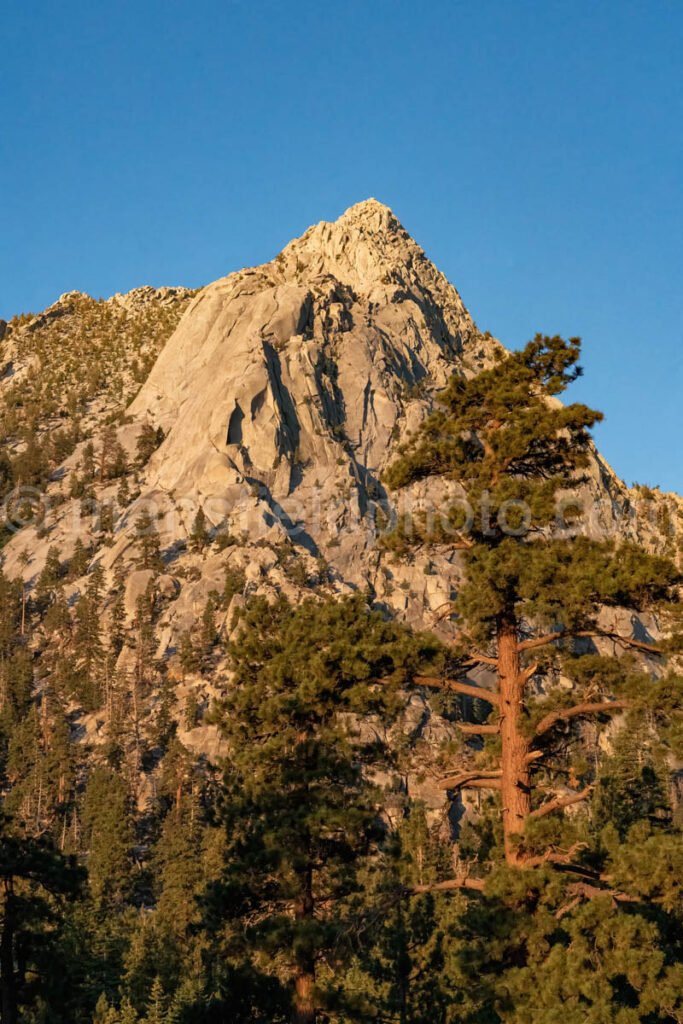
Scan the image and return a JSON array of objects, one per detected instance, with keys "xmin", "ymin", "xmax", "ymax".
[{"xmin": 125, "ymin": 198, "xmax": 496, "ymax": 574}]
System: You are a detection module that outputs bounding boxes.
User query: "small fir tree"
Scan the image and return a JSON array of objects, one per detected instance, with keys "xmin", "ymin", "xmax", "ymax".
[
  {"xmin": 136, "ymin": 423, "xmax": 165, "ymax": 467},
  {"xmin": 189, "ymin": 506, "xmax": 210, "ymax": 553},
  {"xmin": 134, "ymin": 510, "xmax": 163, "ymax": 571}
]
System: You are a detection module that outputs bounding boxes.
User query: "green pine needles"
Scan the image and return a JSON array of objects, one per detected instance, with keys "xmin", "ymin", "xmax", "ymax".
[{"xmin": 206, "ymin": 594, "xmax": 438, "ymax": 1023}]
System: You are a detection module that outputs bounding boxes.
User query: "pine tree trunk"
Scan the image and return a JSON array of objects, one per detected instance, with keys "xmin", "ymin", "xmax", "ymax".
[
  {"xmin": 497, "ymin": 613, "xmax": 531, "ymax": 865},
  {"xmin": 1, "ymin": 879, "xmax": 17, "ymax": 1024},
  {"xmin": 292, "ymin": 868, "xmax": 315, "ymax": 1024},
  {"xmin": 293, "ymin": 971, "xmax": 315, "ymax": 1024},
  {"xmin": 397, "ymin": 903, "xmax": 409, "ymax": 1024}
]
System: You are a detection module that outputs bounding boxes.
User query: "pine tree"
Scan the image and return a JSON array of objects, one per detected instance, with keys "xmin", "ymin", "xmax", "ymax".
[
  {"xmin": 81, "ymin": 440, "xmax": 97, "ymax": 483},
  {"xmin": 223, "ymin": 564, "xmax": 246, "ymax": 607},
  {"xmin": 385, "ymin": 335, "xmax": 681, "ymax": 873},
  {"xmin": 163, "ymin": 995, "xmax": 184, "ymax": 1024},
  {"xmin": 43, "ymin": 589, "xmax": 71, "ymax": 637},
  {"xmin": 381, "ymin": 335, "xmax": 683, "ymax": 1018},
  {"xmin": 110, "ymin": 440, "xmax": 129, "ymax": 479},
  {"xmin": 189, "ymin": 506, "xmax": 209, "ymax": 553},
  {"xmin": 12, "ymin": 435, "xmax": 49, "ymax": 489},
  {"xmin": 82, "ymin": 767, "xmax": 135, "ymax": 909},
  {"xmin": 143, "ymin": 976, "xmax": 167, "ymax": 1024},
  {"xmin": 93, "ymin": 993, "xmax": 117, "ymax": 1024},
  {"xmin": 109, "ymin": 562, "xmax": 127, "ymax": 656},
  {"xmin": 69, "ymin": 470, "xmax": 85, "ymax": 499},
  {"xmin": 0, "ymin": 816, "xmax": 84, "ymax": 1024},
  {"xmin": 153, "ymin": 805, "xmax": 203, "ymax": 937},
  {"xmin": 44, "ymin": 695, "xmax": 76, "ymax": 819},
  {"xmin": 99, "ymin": 424, "xmax": 117, "ymax": 483},
  {"xmin": 117, "ymin": 475, "xmax": 131, "ymax": 508},
  {"xmin": 135, "ymin": 510, "xmax": 163, "ymax": 571},
  {"xmin": 69, "ymin": 537, "xmax": 90, "ymax": 579},
  {"xmin": 0, "ymin": 568, "xmax": 22, "ymax": 667},
  {"xmin": 152, "ymin": 675, "xmax": 176, "ymax": 751},
  {"xmin": 178, "ymin": 630, "xmax": 198, "ymax": 677},
  {"xmin": 136, "ymin": 423, "xmax": 164, "ymax": 467},
  {"xmin": 133, "ymin": 582, "xmax": 157, "ymax": 690},
  {"xmin": 182, "ymin": 692, "xmax": 199, "ymax": 730},
  {"xmin": 117, "ymin": 998, "xmax": 140, "ymax": 1024},
  {"xmin": 80, "ymin": 484, "xmax": 98, "ymax": 519},
  {"xmin": 35, "ymin": 545, "xmax": 63, "ymax": 607},
  {"xmin": 99, "ymin": 424, "xmax": 128, "ymax": 482},
  {"xmin": 17, "ymin": 552, "xmax": 30, "ymax": 638},
  {"xmin": 197, "ymin": 596, "xmax": 217, "ymax": 668},
  {"xmin": 0, "ymin": 451, "xmax": 13, "ymax": 500},
  {"xmin": 74, "ymin": 584, "xmax": 105, "ymax": 708},
  {"xmin": 99, "ymin": 501, "xmax": 115, "ymax": 535},
  {"xmin": 345, "ymin": 803, "xmax": 458, "ymax": 1022},
  {"xmin": 87, "ymin": 561, "xmax": 106, "ymax": 604},
  {"xmin": 594, "ymin": 714, "xmax": 672, "ymax": 836},
  {"xmin": 206, "ymin": 594, "xmax": 435, "ymax": 1024},
  {"xmin": 0, "ymin": 650, "xmax": 32, "ymax": 739}
]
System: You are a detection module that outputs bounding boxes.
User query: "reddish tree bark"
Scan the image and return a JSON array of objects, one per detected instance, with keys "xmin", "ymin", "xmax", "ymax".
[
  {"xmin": 292, "ymin": 867, "xmax": 316, "ymax": 1024},
  {"xmin": 405, "ymin": 616, "xmax": 643, "ymax": 872},
  {"xmin": 497, "ymin": 613, "xmax": 532, "ymax": 865}
]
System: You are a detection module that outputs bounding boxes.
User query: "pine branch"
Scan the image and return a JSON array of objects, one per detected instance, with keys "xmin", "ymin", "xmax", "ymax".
[
  {"xmin": 465, "ymin": 653, "xmax": 500, "ymax": 668},
  {"xmin": 555, "ymin": 881, "xmax": 639, "ymax": 918},
  {"xmin": 517, "ymin": 630, "xmax": 567, "ymax": 652},
  {"xmin": 554, "ymin": 895, "xmax": 582, "ymax": 919},
  {"xmin": 437, "ymin": 769, "xmax": 502, "ymax": 791},
  {"xmin": 430, "ymin": 601, "xmax": 457, "ymax": 624},
  {"xmin": 535, "ymin": 700, "xmax": 628, "ymax": 737},
  {"xmin": 456, "ymin": 722, "xmax": 500, "ymax": 735},
  {"xmin": 517, "ymin": 629, "xmax": 661, "ymax": 655},
  {"xmin": 522, "ymin": 841, "xmax": 588, "ymax": 869},
  {"xmin": 413, "ymin": 675, "xmax": 500, "ymax": 705},
  {"xmin": 408, "ymin": 875, "xmax": 486, "ymax": 895},
  {"xmin": 529, "ymin": 785, "xmax": 594, "ymax": 819}
]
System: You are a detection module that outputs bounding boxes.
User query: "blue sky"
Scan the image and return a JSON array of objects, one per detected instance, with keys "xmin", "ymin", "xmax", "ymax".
[{"xmin": 2, "ymin": 0, "xmax": 681, "ymax": 491}]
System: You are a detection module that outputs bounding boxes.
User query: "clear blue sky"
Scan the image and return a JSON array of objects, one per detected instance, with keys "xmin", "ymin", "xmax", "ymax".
[{"xmin": 2, "ymin": 0, "xmax": 681, "ymax": 491}]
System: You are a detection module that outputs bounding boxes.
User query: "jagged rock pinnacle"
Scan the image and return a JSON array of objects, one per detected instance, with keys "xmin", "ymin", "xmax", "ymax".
[{"xmin": 127, "ymin": 201, "xmax": 493, "ymax": 510}]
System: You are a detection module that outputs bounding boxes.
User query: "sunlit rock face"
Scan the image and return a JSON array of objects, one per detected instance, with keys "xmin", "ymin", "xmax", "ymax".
[{"xmin": 128, "ymin": 200, "xmax": 490, "ymax": 546}]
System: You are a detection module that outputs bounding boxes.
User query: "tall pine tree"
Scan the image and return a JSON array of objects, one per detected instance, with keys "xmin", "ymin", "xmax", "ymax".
[
  {"xmin": 385, "ymin": 335, "xmax": 681, "ymax": 873},
  {"xmin": 207, "ymin": 594, "xmax": 436, "ymax": 1024}
]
